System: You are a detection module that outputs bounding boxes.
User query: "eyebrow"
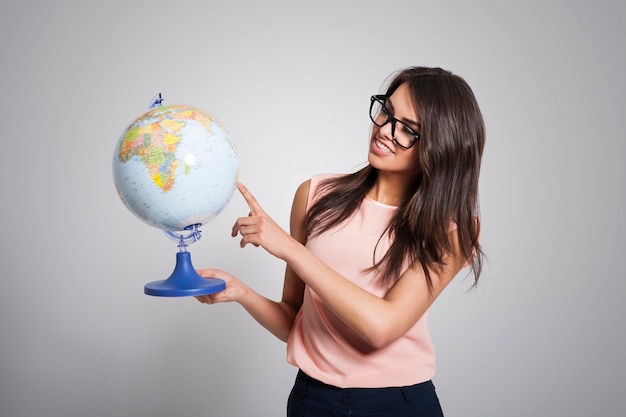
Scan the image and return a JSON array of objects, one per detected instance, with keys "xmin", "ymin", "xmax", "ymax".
[{"xmin": 386, "ymin": 97, "xmax": 421, "ymax": 130}]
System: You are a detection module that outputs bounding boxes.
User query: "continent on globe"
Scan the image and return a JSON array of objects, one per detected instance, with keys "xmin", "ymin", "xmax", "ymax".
[{"xmin": 118, "ymin": 123, "xmax": 181, "ymax": 192}]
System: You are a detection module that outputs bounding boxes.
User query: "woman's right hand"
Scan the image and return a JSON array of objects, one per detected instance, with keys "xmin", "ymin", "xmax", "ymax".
[{"xmin": 194, "ymin": 269, "xmax": 248, "ymax": 304}]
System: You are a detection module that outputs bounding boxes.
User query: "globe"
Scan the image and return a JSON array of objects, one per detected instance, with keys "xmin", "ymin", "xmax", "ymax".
[{"xmin": 112, "ymin": 96, "xmax": 239, "ymax": 297}]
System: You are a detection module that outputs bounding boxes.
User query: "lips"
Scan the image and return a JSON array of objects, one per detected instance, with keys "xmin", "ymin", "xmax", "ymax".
[{"xmin": 372, "ymin": 138, "xmax": 394, "ymax": 155}]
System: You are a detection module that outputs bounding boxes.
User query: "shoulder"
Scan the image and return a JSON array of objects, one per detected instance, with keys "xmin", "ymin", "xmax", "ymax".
[
  {"xmin": 309, "ymin": 173, "xmax": 340, "ymax": 190},
  {"xmin": 293, "ymin": 179, "xmax": 311, "ymax": 208},
  {"xmin": 292, "ymin": 174, "xmax": 341, "ymax": 208},
  {"xmin": 309, "ymin": 173, "xmax": 345, "ymax": 197},
  {"xmin": 290, "ymin": 181, "xmax": 310, "ymax": 243}
]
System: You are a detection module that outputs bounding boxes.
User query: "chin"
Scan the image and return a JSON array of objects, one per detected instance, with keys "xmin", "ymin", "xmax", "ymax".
[{"xmin": 367, "ymin": 153, "xmax": 385, "ymax": 170}]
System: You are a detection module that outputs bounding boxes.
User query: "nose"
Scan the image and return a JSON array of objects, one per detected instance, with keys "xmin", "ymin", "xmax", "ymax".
[{"xmin": 377, "ymin": 118, "xmax": 395, "ymax": 141}]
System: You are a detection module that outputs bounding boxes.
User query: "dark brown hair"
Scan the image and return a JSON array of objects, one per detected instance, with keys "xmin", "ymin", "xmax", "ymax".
[{"xmin": 305, "ymin": 66, "xmax": 485, "ymax": 289}]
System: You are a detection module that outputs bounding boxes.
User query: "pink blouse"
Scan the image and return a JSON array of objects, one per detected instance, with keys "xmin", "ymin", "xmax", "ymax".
[{"xmin": 286, "ymin": 174, "xmax": 436, "ymax": 388}]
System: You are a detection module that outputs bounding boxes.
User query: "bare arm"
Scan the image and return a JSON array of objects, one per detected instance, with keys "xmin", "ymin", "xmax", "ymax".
[
  {"xmin": 195, "ymin": 181, "xmax": 310, "ymax": 343},
  {"xmin": 280, "ymin": 231, "xmax": 466, "ymax": 348},
  {"xmin": 233, "ymin": 182, "xmax": 469, "ymax": 349}
]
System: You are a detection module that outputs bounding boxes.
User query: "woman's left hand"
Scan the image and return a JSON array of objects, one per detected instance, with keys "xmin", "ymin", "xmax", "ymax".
[{"xmin": 232, "ymin": 182, "xmax": 297, "ymax": 260}]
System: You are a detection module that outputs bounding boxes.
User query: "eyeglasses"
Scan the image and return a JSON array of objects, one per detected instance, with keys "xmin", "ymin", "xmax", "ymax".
[{"xmin": 369, "ymin": 95, "xmax": 421, "ymax": 149}]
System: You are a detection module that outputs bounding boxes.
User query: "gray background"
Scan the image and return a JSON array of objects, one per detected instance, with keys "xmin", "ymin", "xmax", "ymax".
[{"xmin": 1, "ymin": 0, "xmax": 624, "ymax": 416}]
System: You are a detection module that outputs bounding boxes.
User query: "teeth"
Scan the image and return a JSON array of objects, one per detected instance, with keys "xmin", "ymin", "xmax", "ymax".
[{"xmin": 377, "ymin": 139, "xmax": 392, "ymax": 153}]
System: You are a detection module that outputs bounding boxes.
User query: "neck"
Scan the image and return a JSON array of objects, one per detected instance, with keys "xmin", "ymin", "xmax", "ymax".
[{"xmin": 367, "ymin": 172, "xmax": 413, "ymax": 206}]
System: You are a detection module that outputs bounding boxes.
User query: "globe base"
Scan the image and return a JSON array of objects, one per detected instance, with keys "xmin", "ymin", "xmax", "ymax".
[{"xmin": 144, "ymin": 251, "xmax": 226, "ymax": 297}]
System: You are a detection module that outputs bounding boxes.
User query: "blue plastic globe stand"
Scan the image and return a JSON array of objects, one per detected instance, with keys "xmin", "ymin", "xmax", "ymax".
[{"xmin": 144, "ymin": 224, "xmax": 226, "ymax": 297}]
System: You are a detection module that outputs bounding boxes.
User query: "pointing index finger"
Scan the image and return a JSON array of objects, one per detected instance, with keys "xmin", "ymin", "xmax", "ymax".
[{"xmin": 237, "ymin": 182, "xmax": 264, "ymax": 214}]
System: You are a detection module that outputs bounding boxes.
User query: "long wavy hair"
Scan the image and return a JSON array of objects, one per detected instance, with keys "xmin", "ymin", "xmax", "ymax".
[{"xmin": 305, "ymin": 66, "xmax": 485, "ymax": 289}]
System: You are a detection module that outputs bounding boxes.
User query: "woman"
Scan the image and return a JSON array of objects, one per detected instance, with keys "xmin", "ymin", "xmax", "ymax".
[{"xmin": 196, "ymin": 66, "xmax": 485, "ymax": 416}]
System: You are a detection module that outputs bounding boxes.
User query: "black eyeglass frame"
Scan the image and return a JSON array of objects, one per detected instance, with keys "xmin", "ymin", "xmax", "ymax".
[{"xmin": 369, "ymin": 95, "xmax": 421, "ymax": 149}]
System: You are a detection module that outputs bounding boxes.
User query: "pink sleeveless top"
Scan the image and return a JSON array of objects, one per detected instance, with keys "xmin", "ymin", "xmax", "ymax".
[{"xmin": 286, "ymin": 174, "xmax": 436, "ymax": 388}]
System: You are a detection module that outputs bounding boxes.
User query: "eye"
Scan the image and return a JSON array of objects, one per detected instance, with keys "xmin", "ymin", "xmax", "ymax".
[{"xmin": 400, "ymin": 123, "xmax": 417, "ymax": 136}]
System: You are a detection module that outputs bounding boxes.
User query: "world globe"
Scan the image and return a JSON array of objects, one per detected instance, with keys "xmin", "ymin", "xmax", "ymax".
[{"xmin": 112, "ymin": 95, "xmax": 238, "ymax": 297}]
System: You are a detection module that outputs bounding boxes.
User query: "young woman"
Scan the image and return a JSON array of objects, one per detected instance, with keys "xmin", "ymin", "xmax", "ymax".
[{"xmin": 196, "ymin": 66, "xmax": 485, "ymax": 416}]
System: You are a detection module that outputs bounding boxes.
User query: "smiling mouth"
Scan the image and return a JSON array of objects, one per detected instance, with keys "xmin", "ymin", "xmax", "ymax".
[{"xmin": 375, "ymin": 138, "xmax": 394, "ymax": 154}]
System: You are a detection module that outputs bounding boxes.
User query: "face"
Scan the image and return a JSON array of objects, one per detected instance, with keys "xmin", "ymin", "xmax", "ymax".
[{"xmin": 368, "ymin": 83, "xmax": 421, "ymax": 176}]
